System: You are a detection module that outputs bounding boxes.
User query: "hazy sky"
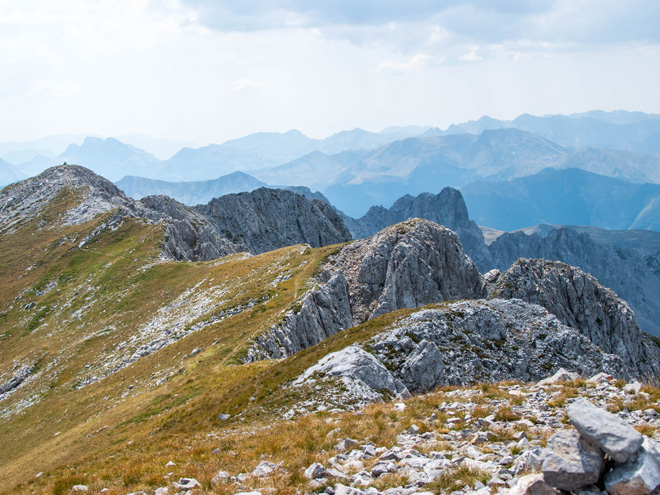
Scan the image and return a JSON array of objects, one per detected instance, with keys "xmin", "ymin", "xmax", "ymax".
[{"xmin": 2, "ymin": 0, "xmax": 660, "ymax": 144}]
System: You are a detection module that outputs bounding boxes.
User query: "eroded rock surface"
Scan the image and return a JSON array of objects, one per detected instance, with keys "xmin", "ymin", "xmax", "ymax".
[
  {"xmin": 345, "ymin": 188, "xmax": 494, "ymax": 270},
  {"xmin": 195, "ymin": 187, "xmax": 352, "ymax": 254},
  {"xmin": 486, "ymin": 258, "xmax": 660, "ymax": 378},
  {"xmin": 327, "ymin": 218, "xmax": 484, "ymax": 323},
  {"xmin": 247, "ymin": 219, "xmax": 485, "ymax": 361},
  {"xmin": 246, "ymin": 273, "xmax": 353, "ymax": 361},
  {"xmin": 291, "ymin": 299, "xmax": 631, "ymax": 406}
]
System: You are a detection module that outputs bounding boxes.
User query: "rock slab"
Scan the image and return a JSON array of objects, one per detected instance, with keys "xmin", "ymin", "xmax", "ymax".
[
  {"xmin": 542, "ymin": 429, "xmax": 604, "ymax": 491},
  {"xmin": 568, "ymin": 398, "xmax": 644, "ymax": 463}
]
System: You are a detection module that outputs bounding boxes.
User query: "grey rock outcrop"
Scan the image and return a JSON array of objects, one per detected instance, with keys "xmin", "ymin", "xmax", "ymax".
[
  {"xmin": 0, "ymin": 364, "xmax": 35, "ymax": 396},
  {"xmin": 568, "ymin": 398, "xmax": 644, "ymax": 463},
  {"xmin": 345, "ymin": 188, "xmax": 493, "ymax": 270},
  {"xmin": 327, "ymin": 218, "xmax": 484, "ymax": 323},
  {"xmin": 487, "ymin": 227, "xmax": 660, "ymax": 337},
  {"xmin": 245, "ymin": 273, "xmax": 353, "ymax": 361},
  {"xmin": 293, "ymin": 298, "xmax": 633, "ymax": 403},
  {"xmin": 486, "ymin": 258, "xmax": 660, "ymax": 379},
  {"xmin": 295, "ymin": 345, "xmax": 410, "ymax": 402},
  {"xmin": 139, "ymin": 195, "xmax": 240, "ymax": 261},
  {"xmin": 194, "ymin": 187, "xmax": 351, "ymax": 254},
  {"xmin": 542, "ymin": 429, "xmax": 605, "ymax": 491},
  {"xmin": 247, "ymin": 219, "xmax": 485, "ymax": 361}
]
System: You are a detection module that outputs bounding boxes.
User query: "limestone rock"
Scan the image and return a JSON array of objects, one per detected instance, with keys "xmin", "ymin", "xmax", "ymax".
[
  {"xmin": 487, "ymin": 226, "xmax": 660, "ymax": 337},
  {"xmin": 252, "ymin": 461, "xmax": 278, "ymax": 477},
  {"xmin": 345, "ymin": 188, "xmax": 494, "ymax": 270},
  {"xmin": 605, "ymin": 437, "xmax": 660, "ymax": 495},
  {"xmin": 399, "ymin": 340, "xmax": 445, "ymax": 392},
  {"xmin": 210, "ymin": 471, "xmax": 230, "ymax": 484},
  {"xmin": 245, "ymin": 273, "xmax": 353, "ymax": 361},
  {"xmin": 538, "ymin": 368, "xmax": 580, "ymax": 386},
  {"xmin": 542, "ymin": 429, "xmax": 605, "ymax": 491},
  {"xmin": 247, "ymin": 218, "xmax": 484, "ymax": 362},
  {"xmin": 568, "ymin": 398, "xmax": 644, "ymax": 463},
  {"xmin": 295, "ymin": 345, "xmax": 410, "ymax": 403},
  {"xmin": 304, "ymin": 462, "xmax": 328, "ymax": 479},
  {"xmin": 293, "ymin": 298, "xmax": 634, "ymax": 402},
  {"xmin": 195, "ymin": 187, "xmax": 351, "ymax": 254},
  {"xmin": 487, "ymin": 258, "xmax": 660, "ymax": 379},
  {"xmin": 506, "ymin": 473, "xmax": 560, "ymax": 495},
  {"xmin": 327, "ymin": 218, "xmax": 484, "ymax": 323},
  {"xmin": 173, "ymin": 478, "xmax": 201, "ymax": 489}
]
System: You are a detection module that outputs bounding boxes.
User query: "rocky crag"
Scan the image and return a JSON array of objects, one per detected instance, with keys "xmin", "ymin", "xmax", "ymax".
[
  {"xmin": 345, "ymin": 188, "xmax": 493, "ymax": 270},
  {"xmin": 246, "ymin": 219, "xmax": 484, "ymax": 361},
  {"xmin": 194, "ymin": 187, "xmax": 351, "ymax": 254},
  {"xmin": 344, "ymin": 188, "xmax": 660, "ymax": 337},
  {"xmin": 485, "ymin": 259, "xmax": 659, "ymax": 378},
  {"xmin": 0, "ymin": 165, "xmax": 351, "ymax": 262},
  {"xmin": 247, "ymin": 219, "xmax": 660, "ymax": 389},
  {"xmin": 487, "ymin": 227, "xmax": 660, "ymax": 337}
]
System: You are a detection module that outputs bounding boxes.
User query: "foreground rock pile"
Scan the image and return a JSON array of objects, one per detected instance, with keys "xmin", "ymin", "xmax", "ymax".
[
  {"xmin": 191, "ymin": 373, "xmax": 659, "ymax": 495},
  {"xmin": 535, "ymin": 397, "xmax": 660, "ymax": 495}
]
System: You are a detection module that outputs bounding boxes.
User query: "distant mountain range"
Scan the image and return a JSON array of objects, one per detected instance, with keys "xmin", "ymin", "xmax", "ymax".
[
  {"xmin": 116, "ymin": 172, "xmax": 268, "ymax": 205},
  {"xmin": 0, "ymin": 158, "xmax": 26, "ymax": 187},
  {"xmin": 461, "ymin": 168, "xmax": 660, "ymax": 231},
  {"xmin": 11, "ymin": 127, "xmax": 424, "ymax": 183},
  {"xmin": 115, "ymin": 171, "xmax": 328, "ymax": 206},
  {"xmin": 427, "ymin": 110, "xmax": 660, "ymax": 152},
  {"xmin": 7, "ymin": 109, "xmax": 660, "ymax": 222}
]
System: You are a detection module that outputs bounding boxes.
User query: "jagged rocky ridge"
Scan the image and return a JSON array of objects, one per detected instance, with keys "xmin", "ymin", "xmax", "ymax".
[
  {"xmin": 0, "ymin": 165, "xmax": 351, "ymax": 261},
  {"xmin": 292, "ymin": 299, "xmax": 632, "ymax": 408},
  {"xmin": 485, "ymin": 259, "xmax": 658, "ymax": 377},
  {"xmin": 487, "ymin": 227, "xmax": 660, "ymax": 337},
  {"xmin": 345, "ymin": 188, "xmax": 493, "ymax": 270},
  {"xmin": 194, "ymin": 187, "xmax": 351, "ymax": 254},
  {"xmin": 247, "ymin": 219, "xmax": 660, "ymax": 389},
  {"xmin": 345, "ymin": 187, "xmax": 660, "ymax": 337},
  {"xmin": 246, "ymin": 219, "xmax": 484, "ymax": 361}
]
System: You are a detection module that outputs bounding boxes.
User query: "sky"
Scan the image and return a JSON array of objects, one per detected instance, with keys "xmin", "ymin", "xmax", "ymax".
[{"xmin": 1, "ymin": 0, "xmax": 660, "ymax": 145}]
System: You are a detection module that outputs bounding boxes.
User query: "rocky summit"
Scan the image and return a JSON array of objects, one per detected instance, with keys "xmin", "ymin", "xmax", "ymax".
[{"xmin": 2, "ymin": 165, "xmax": 660, "ymax": 495}]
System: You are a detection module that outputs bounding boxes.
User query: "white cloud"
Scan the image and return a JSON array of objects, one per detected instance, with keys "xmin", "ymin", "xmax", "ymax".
[
  {"xmin": 459, "ymin": 50, "xmax": 482, "ymax": 62},
  {"xmin": 232, "ymin": 78, "xmax": 261, "ymax": 92},
  {"xmin": 377, "ymin": 53, "xmax": 444, "ymax": 72}
]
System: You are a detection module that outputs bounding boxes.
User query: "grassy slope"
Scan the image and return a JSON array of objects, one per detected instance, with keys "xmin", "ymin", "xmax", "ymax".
[{"xmin": 0, "ymin": 185, "xmax": 373, "ymax": 493}]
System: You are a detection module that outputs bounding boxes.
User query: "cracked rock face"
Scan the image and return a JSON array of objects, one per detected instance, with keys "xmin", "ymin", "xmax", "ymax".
[
  {"xmin": 292, "ymin": 298, "xmax": 635, "ymax": 406},
  {"xmin": 194, "ymin": 187, "xmax": 352, "ymax": 254},
  {"xmin": 345, "ymin": 188, "xmax": 494, "ymax": 272},
  {"xmin": 247, "ymin": 219, "xmax": 485, "ymax": 361},
  {"xmin": 245, "ymin": 273, "xmax": 353, "ymax": 362},
  {"xmin": 327, "ymin": 218, "xmax": 485, "ymax": 323},
  {"xmin": 486, "ymin": 258, "xmax": 660, "ymax": 379},
  {"xmin": 487, "ymin": 227, "xmax": 660, "ymax": 338}
]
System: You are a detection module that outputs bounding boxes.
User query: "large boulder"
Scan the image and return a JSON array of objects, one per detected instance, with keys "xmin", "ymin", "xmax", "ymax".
[
  {"xmin": 568, "ymin": 398, "xmax": 644, "ymax": 463},
  {"xmin": 542, "ymin": 429, "xmax": 605, "ymax": 491}
]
